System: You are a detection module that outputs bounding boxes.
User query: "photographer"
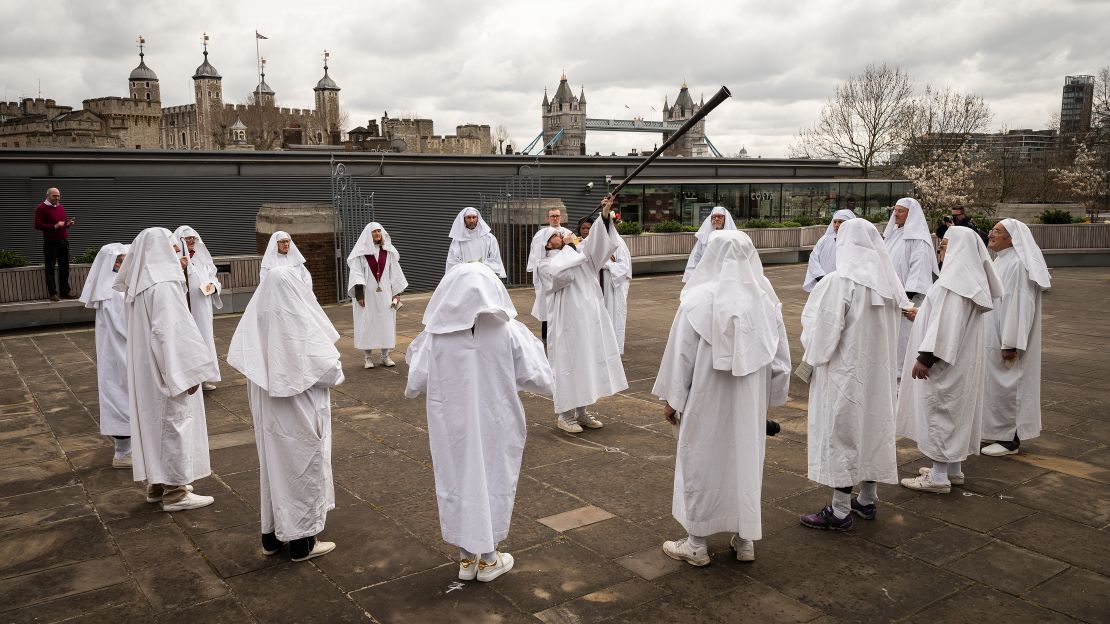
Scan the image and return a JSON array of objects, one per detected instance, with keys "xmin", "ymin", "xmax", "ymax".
[{"xmin": 935, "ymin": 207, "xmax": 987, "ymax": 245}]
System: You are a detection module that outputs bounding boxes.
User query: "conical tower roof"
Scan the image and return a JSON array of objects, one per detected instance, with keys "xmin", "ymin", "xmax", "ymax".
[
  {"xmin": 553, "ymin": 73, "xmax": 574, "ymax": 104},
  {"xmin": 673, "ymin": 82, "xmax": 694, "ymax": 114},
  {"xmin": 193, "ymin": 50, "xmax": 221, "ymax": 80}
]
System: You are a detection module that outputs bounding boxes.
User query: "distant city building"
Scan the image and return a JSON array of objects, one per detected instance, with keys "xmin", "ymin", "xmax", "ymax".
[
  {"xmin": 1060, "ymin": 75, "xmax": 1094, "ymax": 134},
  {"xmin": 662, "ymin": 83, "xmax": 710, "ymax": 158},
  {"xmin": 0, "ymin": 36, "xmax": 343, "ymax": 150},
  {"xmin": 915, "ymin": 128, "xmax": 1060, "ymax": 162},
  {"xmin": 345, "ymin": 113, "xmax": 492, "ymax": 154}
]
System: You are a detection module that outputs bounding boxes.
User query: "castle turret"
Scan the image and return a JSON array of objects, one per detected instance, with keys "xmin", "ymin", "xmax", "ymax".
[
  {"xmin": 191, "ymin": 33, "xmax": 223, "ymax": 150},
  {"xmin": 313, "ymin": 50, "xmax": 341, "ymax": 144},
  {"xmin": 254, "ymin": 58, "xmax": 275, "ymax": 108},
  {"xmin": 128, "ymin": 36, "xmax": 160, "ymax": 102},
  {"xmin": 663, "ymin": 82, "xmax": 706, "ymax": 157},
  {"xmin": 541, "ymin": 72, "xmax": 586, "ymax": 156}
]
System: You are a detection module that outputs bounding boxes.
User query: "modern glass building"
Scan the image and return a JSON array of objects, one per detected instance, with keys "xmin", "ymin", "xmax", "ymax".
[{"xmin": 614, "ymin": 178, "xmax": 913, "ymax": 226}]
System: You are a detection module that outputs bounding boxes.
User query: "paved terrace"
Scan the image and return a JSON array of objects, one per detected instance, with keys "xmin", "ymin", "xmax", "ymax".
[{"xmin": 1, "ymin": 265, "xmax": 1108, "ymax": 624}]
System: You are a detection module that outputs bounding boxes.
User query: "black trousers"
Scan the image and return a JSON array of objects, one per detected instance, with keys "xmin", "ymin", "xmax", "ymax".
[{"xmin": 43, "ymin": 239, "xmax": 70, "ymax": 296}]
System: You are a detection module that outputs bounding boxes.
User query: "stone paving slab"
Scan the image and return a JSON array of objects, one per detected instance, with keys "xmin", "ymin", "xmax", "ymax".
[{"xmin": 0, "ymin": 266, "xmax": 1108, "ymax": 622}]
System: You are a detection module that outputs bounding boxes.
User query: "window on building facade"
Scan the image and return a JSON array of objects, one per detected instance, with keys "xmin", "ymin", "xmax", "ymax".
[
  {"xmin": 181, "ymin": 131, "xmax": 186, "ymax": 145},
  {"xmin": 145, "ymin": 93, "xmax": 150, "ymax": 101}
]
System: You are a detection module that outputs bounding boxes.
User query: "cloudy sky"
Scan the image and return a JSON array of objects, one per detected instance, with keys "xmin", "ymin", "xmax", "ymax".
[{"xmin": 2, "ymin": 0, "xmax": 1106, "ymax": 157}]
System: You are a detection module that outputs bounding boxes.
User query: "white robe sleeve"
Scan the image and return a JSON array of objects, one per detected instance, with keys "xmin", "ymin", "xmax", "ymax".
[
  {"xmin": 346, "ymin": 256, "xmax": 367, "ymax": 297},
  {"xmin": 803, "ymin": 236, "xmax": 833, "ymax": 292},
  {"xmin": 445, "ymin": 241, "xmax": 463, "ymax": 274},
  {"xmin": 652, "ymin": 308, "xmax": 699, "ymax": 413},
  {"xmin": 769, "ymin": 313, "xmax": 791, "ymax": 407},
  {"xmin": 682, "ymin": 240, "xmax": 706, "ymax": 283},
  {"xmin": 389, "ymin": 255, "xmax": 409, "ymax": 295},
  {"xmin": 999, "ymin": 271, "xmax": 1037, "ymax": 353},
  {"xmin": 916, "ymin": 288, "xmax": 976, "ymax": 365},
  {"xmin": 485, "ymin": 236, "xmax": 507, "ymax": 278},
  {"xmin": 581, "ymin": 218, "xmax": 619, "ymax": 272},
  {"xmin": 904, "ymin": 239, "xmax": 936, "ymax": 295},
  {"xmin": 149, "ymin": 285, "xmax": 219, "ymax": 396},
  {"xmin": 605, "ymin": 245, "xmax": 632, "ymax": 282},
  {"xmin": 509, "ymin": 321, "xmax": 554, "ymax": 396},
  {"xmin": 404, "ymin": 332, "xmax": 431, "ymax": 399},
  {"xmin": 547, "ymin": 247, "xmax": 589, "ymax": 293},
  {"xmin": 800, "ymin": 277, "xmax": 849, "ymax": 367},
  {"xmin": 313, "ymin": 361, "xmax": 345, "ymax": 389}
]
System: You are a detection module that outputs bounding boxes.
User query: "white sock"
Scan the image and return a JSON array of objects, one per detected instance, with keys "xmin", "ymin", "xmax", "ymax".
[
  {"xmin": 857, "ymin": 482, "xmax": 878, "ymax": 506},
  {"xmin": 686, "ymin": 534, "xmax": 707, "ymax": 549},
  {"xmin": 575, "ymin": 406, "xmax": 587, "ymax": 418},
  {"xmin": 113, "ymin": 437, "xmax": 131, "ymax": 459},
  {"xmin": 459, "ymin": 547, "xmax": 475, "ymax": 561},
  {"xmin": 558, "ymin": 410, "xmax": 576, "ymax": 423},
  {"xmin": 831, "ymin": 489, "xmax": 851, "ymax": 519},
  {"xmin": 364, "ymin": 350, "xmax": 373, "ymax": 358},
  {"xmin": 930, "ymin": 461, "xmax": 951, "ymax": 484},
  {"xmin": 480, "ymin": 551, "xmax": 498, "ymax": 563},
  {"xmin": 948, "ymin": 461, "xmax": 963, "ymax": 477}
]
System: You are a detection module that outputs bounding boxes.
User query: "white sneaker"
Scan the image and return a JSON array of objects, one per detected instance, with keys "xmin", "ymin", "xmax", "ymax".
[
  {"xmin": 292, "ymin": 540, "xmax": 336, "ymax": 562},
  {"xmin": 162, "ymin": 491, "xmax": 215, "ymax": 512},
  {"xmin": 146, "ymin": 484, "xmax": 193, "ymax": 503},
  {"xmin": 202, "ymin": 382, "xmax": 217, "ymax": 391},
  {"xmin": 918, "ymin": 467, "xmax": 964, "ymax": 485},
  {"xmin": 111, "ymin": 454, "xmax": 132, "ymax": 469},
  {"xmin": 981, "ymin": 443, "xmax": 1019, "ymax": 457},
  {"xmin": 382, "ymin": 357, "xmax": 396, "ymax": 367},
  {"xmin": 663, "ymin": 538, "xmax": 710, "ymax": 566},
  {"xmin": 901, "ymin": 474, "xmax": 951, "ymax": 494},
  {"xmin": 458, "ymin": 556, "xmax": 478, "ymax": 581},
  {"xmin": 730, "ymin": 535, "xmax": 755, "ymax": 562},
  {"xmin": 363, "ymin": 356, "xmax": 375, "ymax": 369},
  {"xmin": 576, "ymin": 412, "xmax": 604, "ymax": 429},
  {"xmin": 557, "ymin": 418, "xmax": 583, "ymax": 434},
  {"xmin": 477, "ymin": 552, "xmax": 514, "ymax": 582}
]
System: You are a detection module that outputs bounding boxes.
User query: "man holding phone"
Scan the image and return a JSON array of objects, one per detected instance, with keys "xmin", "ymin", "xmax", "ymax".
[{"xmin": 34, "ymin": 187, "xmax": 76, "ymax": 301}]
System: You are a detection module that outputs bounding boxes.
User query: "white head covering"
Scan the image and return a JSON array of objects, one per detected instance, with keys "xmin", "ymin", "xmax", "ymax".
[
  {"xmin": 79, "ymin": 243, "xmax": 130, "ymax": 308},
  {"xmin": 694, "ymin": 206, "xmax": 737, "ymax": 243},
  {"xmin": 528, "ymin": 227, "xmax": 563, "ymax": 267},
  {"xmin": 114, "ymin": 227, "xmax": 185, "ymax": 302},
  {"xmin": 261, "ymin": 231, "xmax": 307, "ymax": 271},
  {"xmin": 884, "ymin": 198, "xmax": 931, "ymax": 241},
  {"xmin": 936, "ymin": 226, "xmax": 1004, "ymax": 310},
  {"xmin": 227, "ymin": 266, "xmax": 341, "ymax": 397},
  {"xmin": 680, "ymin": 230, "xmax": 781, "ymax": 377},
  {"xmin": 448, "ymin": 207, "xmax": 492, "ymax": 241},
  {"xmin": 999, "ymin": 219, "xmax": 1051, "ymax": 290},
  {"xmin": 348, "ymin": 221, "xmax": 398, "ymax": 262},
  {"xmin": 835, "ymin": 219, "xmax": 911, "ymax": 307},
  {"xmin": 422, "ymin": 263, "xmax": 517, "ymax": 334},
  {"xmin": 823, "ymin": 209, "xmax": 857, "ymax": 237},
  {"xmin": 172, "ymin": 225, "xmax": 216, "ymax": 268}
]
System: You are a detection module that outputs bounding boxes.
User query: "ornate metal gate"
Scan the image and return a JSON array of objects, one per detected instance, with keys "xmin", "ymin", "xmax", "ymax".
[
  {"xmin": 480, "ymin": 165, "xmax": 559, "ymax": 286},
  {"xmin": 331, "ymin": 158, "xmax": 375, "ymax": 302}
]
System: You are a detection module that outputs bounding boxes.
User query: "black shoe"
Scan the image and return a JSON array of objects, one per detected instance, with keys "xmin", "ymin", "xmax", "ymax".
[
  {"xmin": 766, "ymin": 420, "xmax": 781, "ymax": 436},
  {"xmin": 261, "ymin": 532, "xmax": 285, "ymax": 555}
]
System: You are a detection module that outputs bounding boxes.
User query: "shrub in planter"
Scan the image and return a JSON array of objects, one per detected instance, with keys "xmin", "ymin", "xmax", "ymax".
[
  {"xmin": 73, "ymin": 247, "xmax": 99, "ymax": 264},
  {"xmin": 651, "ymin": 220, "xmax": 685, "ymax": 233},
  {"xmin": 794, "ymin": 214, "xmax": 816, "ymax": 226},
  {"xmin": 741, "ymin": 219, "xmax": 773, "ymax": 228},
  {"xmin": 1038, "ymin": 209, "xmax": 1076, "ymax": 224},
  {"xmin": 781, "ymin": 220, "xmax": 803, "ymax": 228},
  {"xmin": 0, "ymin": 250, "xmax": 30, "ymax": 268},
  {"xmin": 864, "ymin": 211, "xmax": 890, "ymax": 224},
  {"xmin": 616, "ymin": 221, "xmax": 643, "ymax": 236}
]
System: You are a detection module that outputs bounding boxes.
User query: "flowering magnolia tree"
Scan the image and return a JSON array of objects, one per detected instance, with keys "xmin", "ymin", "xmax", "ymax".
[
  {"xmin": 1051, "ymin": 143, "xmax": 1110, "ymax": 221},
  {"xmin": 901, "ymin": 146, "xmax": 990, "ymax": 222}
]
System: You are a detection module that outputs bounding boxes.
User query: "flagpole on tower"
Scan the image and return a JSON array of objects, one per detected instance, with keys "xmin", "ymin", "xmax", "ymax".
[{"xmin": 255, "ymin": 30, "xmax": 268, "ymax": 148}]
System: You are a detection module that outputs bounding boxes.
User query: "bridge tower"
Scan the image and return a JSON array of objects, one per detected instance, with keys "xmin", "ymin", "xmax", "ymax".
[
  {"xmin": 541, "ymin": 73, "xmax": 586, "ymax": 155},
  {"xmin": 662, "ymin": 83, "xmax": 708, "ymax": 157}
]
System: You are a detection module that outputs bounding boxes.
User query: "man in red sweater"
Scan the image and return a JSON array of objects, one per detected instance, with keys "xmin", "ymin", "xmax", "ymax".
[{"xmin": 34, "ymin": 188, "xmax": 75, "ymax": 301}]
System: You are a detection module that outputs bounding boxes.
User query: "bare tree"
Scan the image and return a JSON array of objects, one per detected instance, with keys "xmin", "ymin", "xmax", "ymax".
[
  {"xmin": 901, "ymin": 85, "xmax": 993, "ymax": 166},
  {"xmin": 494, "ymin": 125, "xmax": 510, "ymax": 154},
  {"xmin": 789, "ymin": 63, "xmax": 913, "ymax": 176}
]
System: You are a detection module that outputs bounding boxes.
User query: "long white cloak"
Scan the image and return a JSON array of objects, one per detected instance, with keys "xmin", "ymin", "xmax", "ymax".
[
  {"xmin": 127, "ymin": 282, "xmax": 219, "ymax": 484},
  {"xmin": 347, "ymin": 250, "xmax": 408, "ymax": 350},
  {"xmin": 183, "ymin": 260, "xmax": 223, "ymax": 383},
  {"xmin": 93, "ymin": 291, "xmax": 130, "ymax": 436},
  {"xmin": 528, "ymin": 226, "xmax": 573, "ymax": 322},
  {"xmin": 250, "ymin": 363, "xmax": 343, "ymax": 542},
  {"xmin": 885, "ymin": 227, "xmax": 936, "ymax": 374},
  {"xmin": 405, "ymin": 318, "xmax": 554, "ymax": 554},
  {"xmin": 601, "ymin": 238, "xmax": 632, "ymax": 354},
  {"xmin": 446, "ymin": 235, "xmax": 506, "ymax": 278},
  {"xmin": 982, "ymin": 248, "xmax": 1043, "ymax": 441},
  {"xmin": 539, "ymin": 218, "xmax": 628, "ymax": 413},
  {"xmin": 653, "ymin": 306, "xmax": 790, "ymax": 540},
  {"xmin": 895, "ymin": 287, "xmax": 988, "ymax": 462},
  {"xmin": 801, "ymin": 276, "xmax": 899, "ymax": 487}
]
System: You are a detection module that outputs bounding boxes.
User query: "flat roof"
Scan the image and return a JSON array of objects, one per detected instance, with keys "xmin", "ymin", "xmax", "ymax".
[{"xmin": 617, "ymin": 178, "xmax": 910, "ymax": 185}]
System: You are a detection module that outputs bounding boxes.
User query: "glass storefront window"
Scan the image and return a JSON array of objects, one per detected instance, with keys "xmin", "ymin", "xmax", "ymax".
[
  {"xmin": 865, "ymin": 182, "xmax": 892, "ymax": 215},
  {"xmin": 716, "ymin": 184, "xmax": 749, "ymax": 221},
  {"xmin": 615, "ymin": 187, "xmax": 643, "ymax": 223},
  {"xmin": 642, "ymin": 185, "xmax": 678, "ymax": 226},
  {"xmin": 783, "ymin": 183, "xmax": 838, "ymax": 221},
  {"xmin": 839, "ymin": 182, "xmax": 867, "ymax": 215},
  {"xmin": 679, "ymin": 184, "xmax": 717, "ymax": 226},
  {"xmin": 747, "ymin": 184, "xmax": 782, "ymax": 221}
]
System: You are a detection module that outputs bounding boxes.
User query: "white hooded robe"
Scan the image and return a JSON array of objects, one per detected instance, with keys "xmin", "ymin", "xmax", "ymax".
[
  {"xmin": 347, "ymin": 222, "xmax": 409, "ymax": 350},
  {"xmin": 445, "ymin": 207, "xmax": 506, "ymax": 278},
  {"xmin": 602, "ymin": 233, "xmax": 632, "ymax": 354},
  {"xmin": 405, "ymin": 264, "xmax": 554, "ymax": 554},
  {"xmin": 528, "ymin": 226, "xmax": 573, "ymax": 322},
  {"xmin": 682, "ymin": 206, "xmax": 737, "ymax": 282},
  {"xmin": 884, "ymin": 198, "xmax": 939, "ymax": 376},
  {"xmin": 260, "ymin": 230, "xmax": 313, "ymax": 290},
  {"xmin": 803, "ymin": 209, "xmax": 856, "ymax": 292},
  {"xmin": 80, "ymin": 243, "xmax": 131, "ymax": 437},
  {"xmin": 173, "ymin": 225, "xmax": 223, "ymax": 385}
]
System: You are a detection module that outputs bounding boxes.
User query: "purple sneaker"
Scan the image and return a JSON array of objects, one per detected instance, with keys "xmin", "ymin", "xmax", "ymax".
[
  {"xmin": 799, "ymin": 506, "xmax": 854, "ymax": 531},
  {"xmin": 850, "ymin": 497, "xmax": 876, "ymax": 520}
]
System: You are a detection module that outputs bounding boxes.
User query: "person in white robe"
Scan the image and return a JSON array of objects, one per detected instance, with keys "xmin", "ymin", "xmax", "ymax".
[
  {"xmin": 80, "ymin": 242, "xmax": 132, "ymax": 468},
  {"xmin": 347, "ymin": 222, "xmax": 408, "ymax": 369},
  {"xmin": 528, "ymin": 206, "xmax": 573, "ymax": 342},
  {"xmin": 577, "ymin": 215, "xmax": 632, "ymax": 354},
  {"xmin": 654, "ymin": 230, "xmax": 791, "ymax": 565},
  {"xmin": 537, "ymin": 196, "xmax": 628, "ymax": 433},
  {"xmin": 405, "ymin": 263, "xmax": 554, "ymax": 583},
  {"xmin": 227, "ymin": 266, "xmax": 343, "ymax": 562},
  {"xmin": 897, "ymin": 226, "xmax": 1003, "ymax": 493},
  {"xmin": 259, "ymin": 230, "xmax": 313, "ymax": 290},
  {"xmin": 682, "ymin": 206, "xmax": 737, "ymax": 282},
  {"xmin": 883, "ymin": 198, "xmax": 939, "ymax": 379},
  {"xmin": 445, "ymin": 207, "xmax": 506, "ymax": 278},
  {"xmin": 173, "ymin": 225, "xmax": 223, "ymax": 391},
  {"xmin": 798, "ymin": 219, "xmax": 910, "ymax": 530},
  {"xmin": 981, "ymin": 219, "xmax": 1050, "ymax": 456},
  {"xmin": 114, "ymin": 228, "xmax": 220, "ymax": 512},
  {"xmin": 803, "ymin": 209, "xmax": 856, "ymax": 292}
]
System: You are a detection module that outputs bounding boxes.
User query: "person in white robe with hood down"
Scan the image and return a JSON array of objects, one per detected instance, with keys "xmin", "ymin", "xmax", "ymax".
[
  {"xmin": 259, "ymin": 230, "xmax": 313, "ymax": 289},
  {"xmin": 682, "ymin": 206, "xmax": 737, "ymax": 282},
  {"xmin": 445, "ymin": 207, "xmax": 506, "ymax": 278},
  {"xmin": 536, "ymin": 196, "xmax": 628, "ymax": 433},
  {"xmin": 980, "ymin": 219, "xmax": 1050, "ymax": 456},
  {"xmin": 173, "ymin": 225, "xmax": 223, "ymax": 391},
  {"xmin": 578, "ymin": 215, "xmax": 633, "ymax": 354},
  {"xmin": 527, "ymin": 207, "xmax": 573, "ymax": 343},
  {"xmin": 803, "ymin": 209, "xmax": 856, "ymax": 292},
  {"xmin": 897, "ymin": 226, "xmax": 1003, "ymax": 493},
  {"xmin": 654, "ymin": 230, "xmax": 791, "ymax": 565},
  {"xmin": 347, "ymin": 222, "xmax": 408, "ymax": 369},
  {"xmin": 228, "ymin": 266, "xmax": 344, "ymax": 562},
  {"xmin": 80, "ymin": 242, "xmax": 132, "ymax": 468},
  {"xmin": 114, "ymin": 228, "xmax": 220, "ymax": 512},
  {"xmin": 405, "ymin": 263, "xmax": 554, "ymax": 583},
  {"xmin": 883, "ymin": 198, "xmax": 939, "ymax": 379},
  {"xmin": 798, "ymin": 219, "xmax": 910, "ymax": 531}
]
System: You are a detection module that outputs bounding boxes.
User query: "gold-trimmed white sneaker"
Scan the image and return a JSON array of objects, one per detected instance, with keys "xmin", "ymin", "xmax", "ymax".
[
  {"xmin": 901, "ymin": 474, "xmax": 951, "ymax": 494},
  {"xmin": 458, "ymin": 556, "xmax": 478, "ymax": 581},
  {"xmin": 476, "ymin": 552, "xmax": 514, "ymax": 582}
]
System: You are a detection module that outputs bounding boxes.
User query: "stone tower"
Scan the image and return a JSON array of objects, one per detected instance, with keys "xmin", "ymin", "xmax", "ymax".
[
  {"xmin": 313, "ymin": 50, "xmax": 341, "ymax": 144},
  {"xmin": 541, "ymin": 73, "xmax": 586, "ymax": 156},
  {"xmin": 254, "ymin": 58, "xmax": 275, "ymax": 108},
  {"xmin": 662, "ymin": 83, "xmax": 707, "ymax": 157},
  {"xmin": 192, "ymin": 33, "xmax": 223, "ymax": 150},
  {"xmin": 128, "ymin": 36, "xmax": 160, "ymax": 103}
]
